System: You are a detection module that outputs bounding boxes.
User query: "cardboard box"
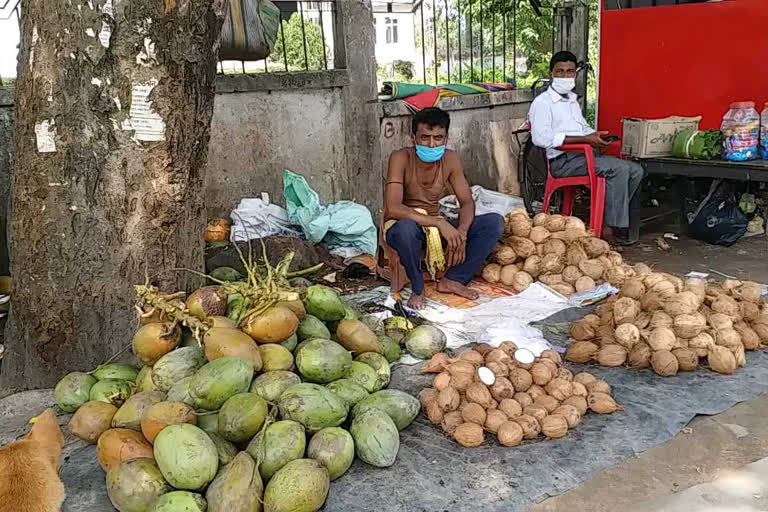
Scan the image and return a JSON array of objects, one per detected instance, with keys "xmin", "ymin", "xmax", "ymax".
[{"xmin": 621, "ymin": 116, "xmax": 702, "ymax": 158}]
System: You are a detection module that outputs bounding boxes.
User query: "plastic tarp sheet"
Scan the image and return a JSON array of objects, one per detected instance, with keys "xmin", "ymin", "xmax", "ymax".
[{"xmin": 284, "ymin": 170, "xmax": 378, "ymax": 256}]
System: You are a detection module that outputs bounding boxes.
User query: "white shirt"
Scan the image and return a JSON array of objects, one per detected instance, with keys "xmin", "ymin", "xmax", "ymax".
[{"xmin": 528, "ymin": 87, "xmax": 595, "ymax": 160}]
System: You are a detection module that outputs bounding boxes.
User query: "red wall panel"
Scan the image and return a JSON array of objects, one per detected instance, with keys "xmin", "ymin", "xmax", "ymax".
[{"xmin": 598, "ymin": 0, "xmax": 768, "ymax": 142}]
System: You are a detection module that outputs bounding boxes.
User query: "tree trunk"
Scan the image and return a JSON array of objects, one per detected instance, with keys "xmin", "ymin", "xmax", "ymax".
[{"xmin": 1, "ymin": 0, "xmax": 226, "ymax": 394}]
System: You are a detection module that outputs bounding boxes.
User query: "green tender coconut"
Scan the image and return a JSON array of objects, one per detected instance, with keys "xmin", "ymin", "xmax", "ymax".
[
  {"xmin": 135, "ymin": 366, "xmax": 159, "ymax": 393},
  {"xmin": 295, "ymin": 339, "xmax": 353, "ymax": 383},
  {"xmin": 306, "ymin": 427, "xmax": 355, "ymax": 481},
  {"xmin": 217, "ymin": 392, "xmax": 268, "ymax": 443},
  {"xmin": 206, "ymin": 432, "xmax": 238, "ymax": 467},
  {"xmin": 151, "ymin": 347, "xmax": 206, "ymax": 392},
  {"xmin": 189, "ymin": 357, "xmax": 254, "ymax": 411},
  {"xmin": 404, "ymin": 325, "xmax": 447, "ymax": 359},
  {"xmin": 111, "ymin": 391, "xmax": 166, "ymax": 431},
  {"xmin": 354, "ymin": 352, "xmax": 391, "ymax": 391},
  {"xmin": 55, "ymin": 372, "xmax": 97, "ymax": 413},
  {"xmin": 106, "ymin": 458, "xmax": 171, "ymax": 512},
  {"xmin": 263, "ymin": 459, "xmax": 330, "ymax": 512},
  {"xmin": 350, "ymin": 408, "xmax": 400, "ymax": 468},
  {"xmin": 325, "ymin": 379, "xmax": 369, "ymax": 408},
  {"xmin": 277, "ymin": 383, "xmax": 348, "ymax": 433},
  {"xmin": 146, "ymin": 491, "xmax": 207, "ymax": 512},
  {"xmin": 305, "ymin": 285, "xmax": 346, "ymax": 322},
  {"xmin": 93, "ymin": 364, "xmax": 140, "ymax": 382},
  {"xmin": 296, "ymin": 314, "xmax": 331, "ymax": 341},
  {"xmin": 351, "ymin": 389, "xmax": 420, "ymax": 431},
  {"xmin": 378, "ymin": 335, "xmax": 402, "ymax": 363},
  {"xmin": 205, "ymin": 451, "xmax": 263, "ymax": 512},
  {"xmin": 343, "ymin": 361, "xmax": 379, "ymax": 393},
  {"xmin": 250, "ymin": 371, "xmax": 302, "ymax": 403},
  {"xmin": 89, "ymin": 379, "xmax": 133, "ymax": 408},
  {"xmin": 165, "ymin": 376, "xmax": 195, "ymax": 406},
  {"xmin": 246, "ymin": 420, "xmax": 306, "ymax": 481},
  {"xmin": 153, "ymin": 424, "xmax": 219, "ymax": 491}
]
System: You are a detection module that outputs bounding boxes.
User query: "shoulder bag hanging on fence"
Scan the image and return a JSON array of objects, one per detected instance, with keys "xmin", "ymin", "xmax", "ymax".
[{"xmin": 219, "ymin": 0, "xmax": 280, "ymax": 61}]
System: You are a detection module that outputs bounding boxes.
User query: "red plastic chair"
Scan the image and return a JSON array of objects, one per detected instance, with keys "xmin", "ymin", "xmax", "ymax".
[{"xmin": 542, "ymin": 144, "xmax": 606, "ymax": 239}]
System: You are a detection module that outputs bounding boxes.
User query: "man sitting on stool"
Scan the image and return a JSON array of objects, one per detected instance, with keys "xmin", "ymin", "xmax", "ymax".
[
  {"xmin": 529, "ymin": 50, "xmax": 645, "ymax": 244},
  {"xmin": 384, "ymin": 107, "xmax": 504, "ymax": 310}
]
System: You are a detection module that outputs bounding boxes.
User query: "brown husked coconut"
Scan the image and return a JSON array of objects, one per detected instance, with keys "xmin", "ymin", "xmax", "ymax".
[
  {"xmin": 507, "ymin": 236, "xmax": 537, "ymax": 258},
  {"xmin": 532, "ymin": 212, "xmax": 550, "ymax": 227},
  {"xmin": 486, "ymin": 362, "xmax": 509, "ymax": 377},
  {"xmin": 619, "ymin": 278, "xmax": 646, "ymax": 300},
  {"xmin": 498, "ymin": 398, "xmax": 523, "ymax": 418},
  {"xmin": 688, "ymin": 332, "xmax": 715, "ymax": 353},
  {"xmin": 575, "ymin": 276, "xmax": 597, "ymax": 293},
  {"xmin": 528, "ymin": 385, "xmax": 547, "ymax": 401},
  {"xmin": 563, "ymin": 396, "xmax": 588, "ymax": 416},
  {"xmin": 740, "ymin": 302, "xmax": 760, "ymax": 322},
  {"xmin": 529, "ymin": 226, "xmax": 552, "ymax": 244},
  {"xmin": 753, "ymin": 323, "xmax": 768, "ymax": 345},
  {"xmin": 447, "ymin": 360, "xmax": 477, "ymax": 377},
  {"xmin": 453, "ymin": 422, "xmax": 485, "ymax": 447},
  {"xmin": 557, "ymin": 368, "xmax": 574, "ymax": 382},
  {"xmin": 732, "ymin": 322, "xmax": 760, "ymax": 350},
  {"xmin": 566, "ymin": 242, "xmax": 589, "ymax": 267},
  {"xmin": 615, "ymin": 323, "xmax": 641, "ymax": 349},
  {"xmin": 673, "ymin": 336, "xmax": 690, "ymax": 350},
  {"xmin": 712, "ymin": 295, "xmax": 740, "ymax": 317},
  {"xmin": 732, "ymin": 344, "xmax": 746, "ymax": 368},
  {"xmin": 485, "ymin": 409, "xmax": 508, "ymax": 434},
  {"xmin": 497, "ymin": 421, "xmax": 524, "ymax": 447},
  {"xmin": 733, "ymin": 281, "xmax": 762, "ymax": 304},
  {"xmin": 715, "ymin": 328, "xmax": 742, "ymax": 350},
  {"xmin": 490, "ymin": 377, "xmax": 516, "ymax": 401},
  {"xmin": 441, "ymin": 411, "xmax": 464, "ymax": 434},
  {"xmin": 643, "ymin": 272, "xmax": 667, "ymax": 289},
  {"xmin": 535, "ymin": 243, "xmax": 546, "ymax": 257},
  {"xmin": 573, "ymin": 372, "xmax": 597, "ymax": 386},
  {"xmin": 524, "ymin": 405, "xmax": 548, "ymax": 423},
  {"xmin": 508, "ymin": 214, "xmax": 533, "ymax": 237},
  {"xmin": 484, "ymin": 349, "xmax": 512, "ymax": 367},
  {"xmin": 582, "ymin": 314, "xmax": 602, "ymax": 330},
  {"xmin": 570, "ymin": 319, "xmax": 597, "ymax": 341},
  {"xmin": 475, "ymin": 343, "xmax": 494, "ymax": 356},
  {"xmin": 562, "ymin": 265, "xmax": 583, "ymax": 285},
  {"xmin": 553, "ymin": 404, "xmax": 581, "ymax": 428},
  {"xmin": 650, "ymin": 311, "xmax": 674, "ymax": 329},
  {"xmin": 460, "ymin": 402, "xmax": 487, "ymax": 426},
  {"xmin": 536, "ymin": 358, "xmax": 558, "ymax": 376},
  {"xmin": 641, "ymin": 292, "xmax": 666, "ymax": 312},
  {"xmin": 452, "ymin": 373, "xmax": 474, "ymax": 392},
  {"xmin": 605, "ymin": 266, "xmax": 630, "ymax": 287},
  {"xmin": 663, "ymin": 291, "xmax": 702, "ymax": 316},
  {"xmin": 570, "ymin": 382, "xmax": 588, "ymax": 398},
  {"xmin": 541, "ymin": 253, "xmax": 565, "ymax": 274},
  {"xmin": 482, "ymin": 263, "xmax": 502, "ymax": 283},
  {"xmin": 633, "ymin": 262, "xmax": 652, "ymax": 276},
  {"xmin": 708, "ymin": 345, "xmax": 737, "ymax": 375},
  {"xmin": 578, "ymin": 259, "xmax": 605, "ymax": 281},
  {"xmin": 614, "ymin": 297, "xmax": 641, "ymax": 325},
  {"xmin": 458, "ymin": 349, "xmax": 485, "ymax": 366},
  {"xmin": 438, "ymin": 387, "xmax": 461, "ymax": 411},
  {"xmin": 565, "ymin": 216, "xmax": 586, "ymax": 231},
  {"xmin": 425, "ymin": 400, "xmax": 444, "ymax": 424},
  {"xmin": 672, "ymin": 348, "xmax": 699, "ymax": 371},
  {"xmin": 597, "ymin": 345, "xmax": 628, "ymax": 367},
  {"xmin": 587, "ymin": 392, "xmax": 623, "ymax": 414},
  {"xmin": 419, "ymin": 388, "xmax": 438, "ymax": 409},
  {"xmin": 544, "ymin": 214, "xmax": 567, "ymax": 232},
  {"xmin": 512, "ymin": 271, "xmax": 534, "ymax": 292},
  {"xmin": 499, "ymin": 341, "xmax": 519, "ymax": 357},
  {"xmin": 673, "ymin": 313, "xmax": 707, "ymax": 338},
  {"xmin": 651, "ymin": 350, "xmax": 679, "ymax": 376},
  {"xmin": 541, "ymin": 414, "xmax": 569, "ymax": 439},
  {"xmin": 648, "ymin": 327, "xmax": 676, "ymax": 352},
  {"xmin": 465, "ymin": 383, "xmax": 494, "ymax": 409},
  {"xmin": 551, "ymin": 283, "xmax": 576, "ymax": 297},
  {"xmin": 651, "ymin": 280, "xmax": 677, "ymax": 298},
  {"xmin": 543, "ymin": 238, "xmax": 567, "ymax": 257},
  {"xmin": 545, "ymin": 378, "xmax": 573, "ymax": 401},
  {"xmin": 581, "ymin": 237, "xmax": 610, "ymax": 258},
  {"xmin": 530, "ymin": 362, "xmax": 554, "ymax": 386},
  {"xmin": 722, "ymin": 279, "xmax": 743, "ymax": 293},
  {"xmin": 540, "ymin": 349, "xmax": 563, "ymax": 364},
  {"xmin": 586, "ymin": 379, "xmax": 612, "ymax": 395},
  {"xmin": 634, "ymin": 312, "xmax": 651, "ymax": 330},
  {"xmin": 513, "ymin": 414, "xmax": 542, "ymax": 440},
  {"xmin": 565, "ymin": 341, "xmax": 599, "ymax": 363},
  {"xmin": 494, "ymin": 246, "xmax": 518, "ymax": 265},
  {"xmin": 627, "ymin": 342, "xmax": 652, "ymax": 369},
  {"xmin": 499, "ymin": 265, "xmax": 519, "ymax": 286},
  {"xmin": 598, "ymin": 255, "xmax": 613, "ymax": 271},
  {"xmin": 423, "ymin": 352, "xmax": 451, "ymax": 373},
  {"xmin": 606, "ymin": 250, "xmax": 624, "ymax": 267},
  {"xmin": 433, "ymin": 372, "xmax": 452, "ymax": 391},
  {"xmin": 598, "ymin": 324, "xmax": 615, "ymax": 340},
  {"xmin": 684, "ymin": 278, "xmax": 707, "ymax": 303},
  {"xmin": 523, "ymin": 256, "xmax": 543, "ymax": 278},
  {"xmin": 513, "ymin": 392, "xmax": 533, "ymax": 408},
  {"xmin": 538, "ymin": 273, "xmax": 563, "ymax": 287}
]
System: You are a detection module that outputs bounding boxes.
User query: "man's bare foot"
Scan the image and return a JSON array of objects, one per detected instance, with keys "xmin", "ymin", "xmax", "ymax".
[
  {"xmin": 437, "ymin": 278, "xmax": 479, "ymax": 300},
  {"xmin": 407, "ymin": 292, "xmax": 426, "ymax": 310}
]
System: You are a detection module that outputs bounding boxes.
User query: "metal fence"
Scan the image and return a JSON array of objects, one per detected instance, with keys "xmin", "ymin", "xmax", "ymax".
[{"xmin": 218, "ymin": 0, "xmax": 338, "ymax": 75}]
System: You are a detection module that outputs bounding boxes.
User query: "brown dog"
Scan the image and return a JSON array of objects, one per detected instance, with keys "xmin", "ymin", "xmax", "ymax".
[{"xmin": 0, "ymin": 409, "xmax": 65, "ymax": 512}]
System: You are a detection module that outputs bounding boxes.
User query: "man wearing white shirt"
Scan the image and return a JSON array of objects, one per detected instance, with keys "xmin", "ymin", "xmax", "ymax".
[{"xmin": 529, "ymin": 51, "xmax": 644, "ymax": 243}]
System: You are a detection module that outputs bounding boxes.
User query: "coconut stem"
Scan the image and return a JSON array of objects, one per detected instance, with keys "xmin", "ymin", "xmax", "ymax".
[
  {"xmin": 286, "ymin": 262, "xmax": 324, "ymax": 278},
  {"xmin": 135, "ymin": 285, "xmax": 212, "ymax": 340},
  {"xmin": 88, "ymin": 342, "xmax": 133, "ymax": 373}
]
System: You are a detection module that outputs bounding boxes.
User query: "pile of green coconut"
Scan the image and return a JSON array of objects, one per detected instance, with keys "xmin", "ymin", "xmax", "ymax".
[{"xmin": 54, "ymin": 281, "xmax": 443, "ymax": 512}]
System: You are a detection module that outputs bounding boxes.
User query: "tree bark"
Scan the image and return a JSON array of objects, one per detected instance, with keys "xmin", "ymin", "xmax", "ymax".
[{"xmin": 1, "ymin": 0, "xmax": 226, "ymax": 394}]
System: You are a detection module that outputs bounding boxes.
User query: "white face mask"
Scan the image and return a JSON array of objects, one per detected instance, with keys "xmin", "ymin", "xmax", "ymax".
[{"xmin": 551, "ymin": 77, "xmax": 576, "ymax": 95}]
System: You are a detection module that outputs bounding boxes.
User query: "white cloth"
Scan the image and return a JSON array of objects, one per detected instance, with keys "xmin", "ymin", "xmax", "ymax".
[
  {"xmin": 229, "ymin": 194, "xmax": 300, "ymax": 242},
  {"xmin": 528, "ymin": 87, "xmax": 595, "ymax": 160}
]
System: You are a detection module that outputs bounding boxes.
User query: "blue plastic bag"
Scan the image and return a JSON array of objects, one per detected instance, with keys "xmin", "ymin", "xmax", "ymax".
[{"xmin": 283, "ymin": 170, "xmax": 378, "ymax": 256}]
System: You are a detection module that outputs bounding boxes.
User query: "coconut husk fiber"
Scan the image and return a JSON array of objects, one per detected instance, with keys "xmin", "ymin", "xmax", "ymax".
[{"xmin": 50, "ymin": 305, "xmax": 768, "ymax": 512}]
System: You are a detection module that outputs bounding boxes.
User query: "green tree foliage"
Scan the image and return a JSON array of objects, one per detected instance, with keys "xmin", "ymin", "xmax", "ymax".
[{"xmin": 272, "ymin": 13, "xmax": 329, "ymax": 71}]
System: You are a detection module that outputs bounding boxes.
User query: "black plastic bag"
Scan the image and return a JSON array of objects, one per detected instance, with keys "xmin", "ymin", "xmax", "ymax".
[{"xmin": 688, "ymin": 180, "xmax": 748, "ymax": 246}]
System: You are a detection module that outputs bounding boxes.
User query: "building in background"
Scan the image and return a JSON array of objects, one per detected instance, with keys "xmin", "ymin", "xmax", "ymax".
[{"xmin": 373, "ymin": 0, "xmax": 424, "ymax": 81}]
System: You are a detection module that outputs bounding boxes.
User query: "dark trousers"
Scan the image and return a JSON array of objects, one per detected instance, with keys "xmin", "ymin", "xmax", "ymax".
[{"xmin": 385, "ymin": 213, "xmax": 504, "ymax": 295}]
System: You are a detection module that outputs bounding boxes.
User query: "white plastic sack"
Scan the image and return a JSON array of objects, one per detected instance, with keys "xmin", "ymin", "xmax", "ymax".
[
  {"xmin": 230, "ymin": 193, "xmax": 300, "ymax": 242},
  {"xmin": 439, "ymin": 185, "xmax": 525, "ymax": 221}
]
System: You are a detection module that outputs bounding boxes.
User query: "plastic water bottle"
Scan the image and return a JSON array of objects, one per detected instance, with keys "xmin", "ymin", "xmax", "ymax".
[
  {"xmin": 761, "ymin": 103, "xmax": 768, "ymax": 160},
  {"xmin": 721, "ymin": 102, "xmax": 760, "ymax": 161}
]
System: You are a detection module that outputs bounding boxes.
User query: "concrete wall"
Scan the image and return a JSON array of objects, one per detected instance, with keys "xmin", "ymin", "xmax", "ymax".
[{"xmin": 378, "ymin": 90, "xmax": 534, "ymax": 205}]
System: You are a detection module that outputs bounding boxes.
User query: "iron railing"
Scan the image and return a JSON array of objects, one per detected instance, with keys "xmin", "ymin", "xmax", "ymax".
[{"xmin": 218, "ymin": 0, "xmax": 338, "ymax": 75}]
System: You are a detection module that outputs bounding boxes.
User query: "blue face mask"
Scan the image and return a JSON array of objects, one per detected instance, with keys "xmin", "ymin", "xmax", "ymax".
[{"xmin": 415, "ymin": 144, "xmax": 446, "ymax": 163}]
